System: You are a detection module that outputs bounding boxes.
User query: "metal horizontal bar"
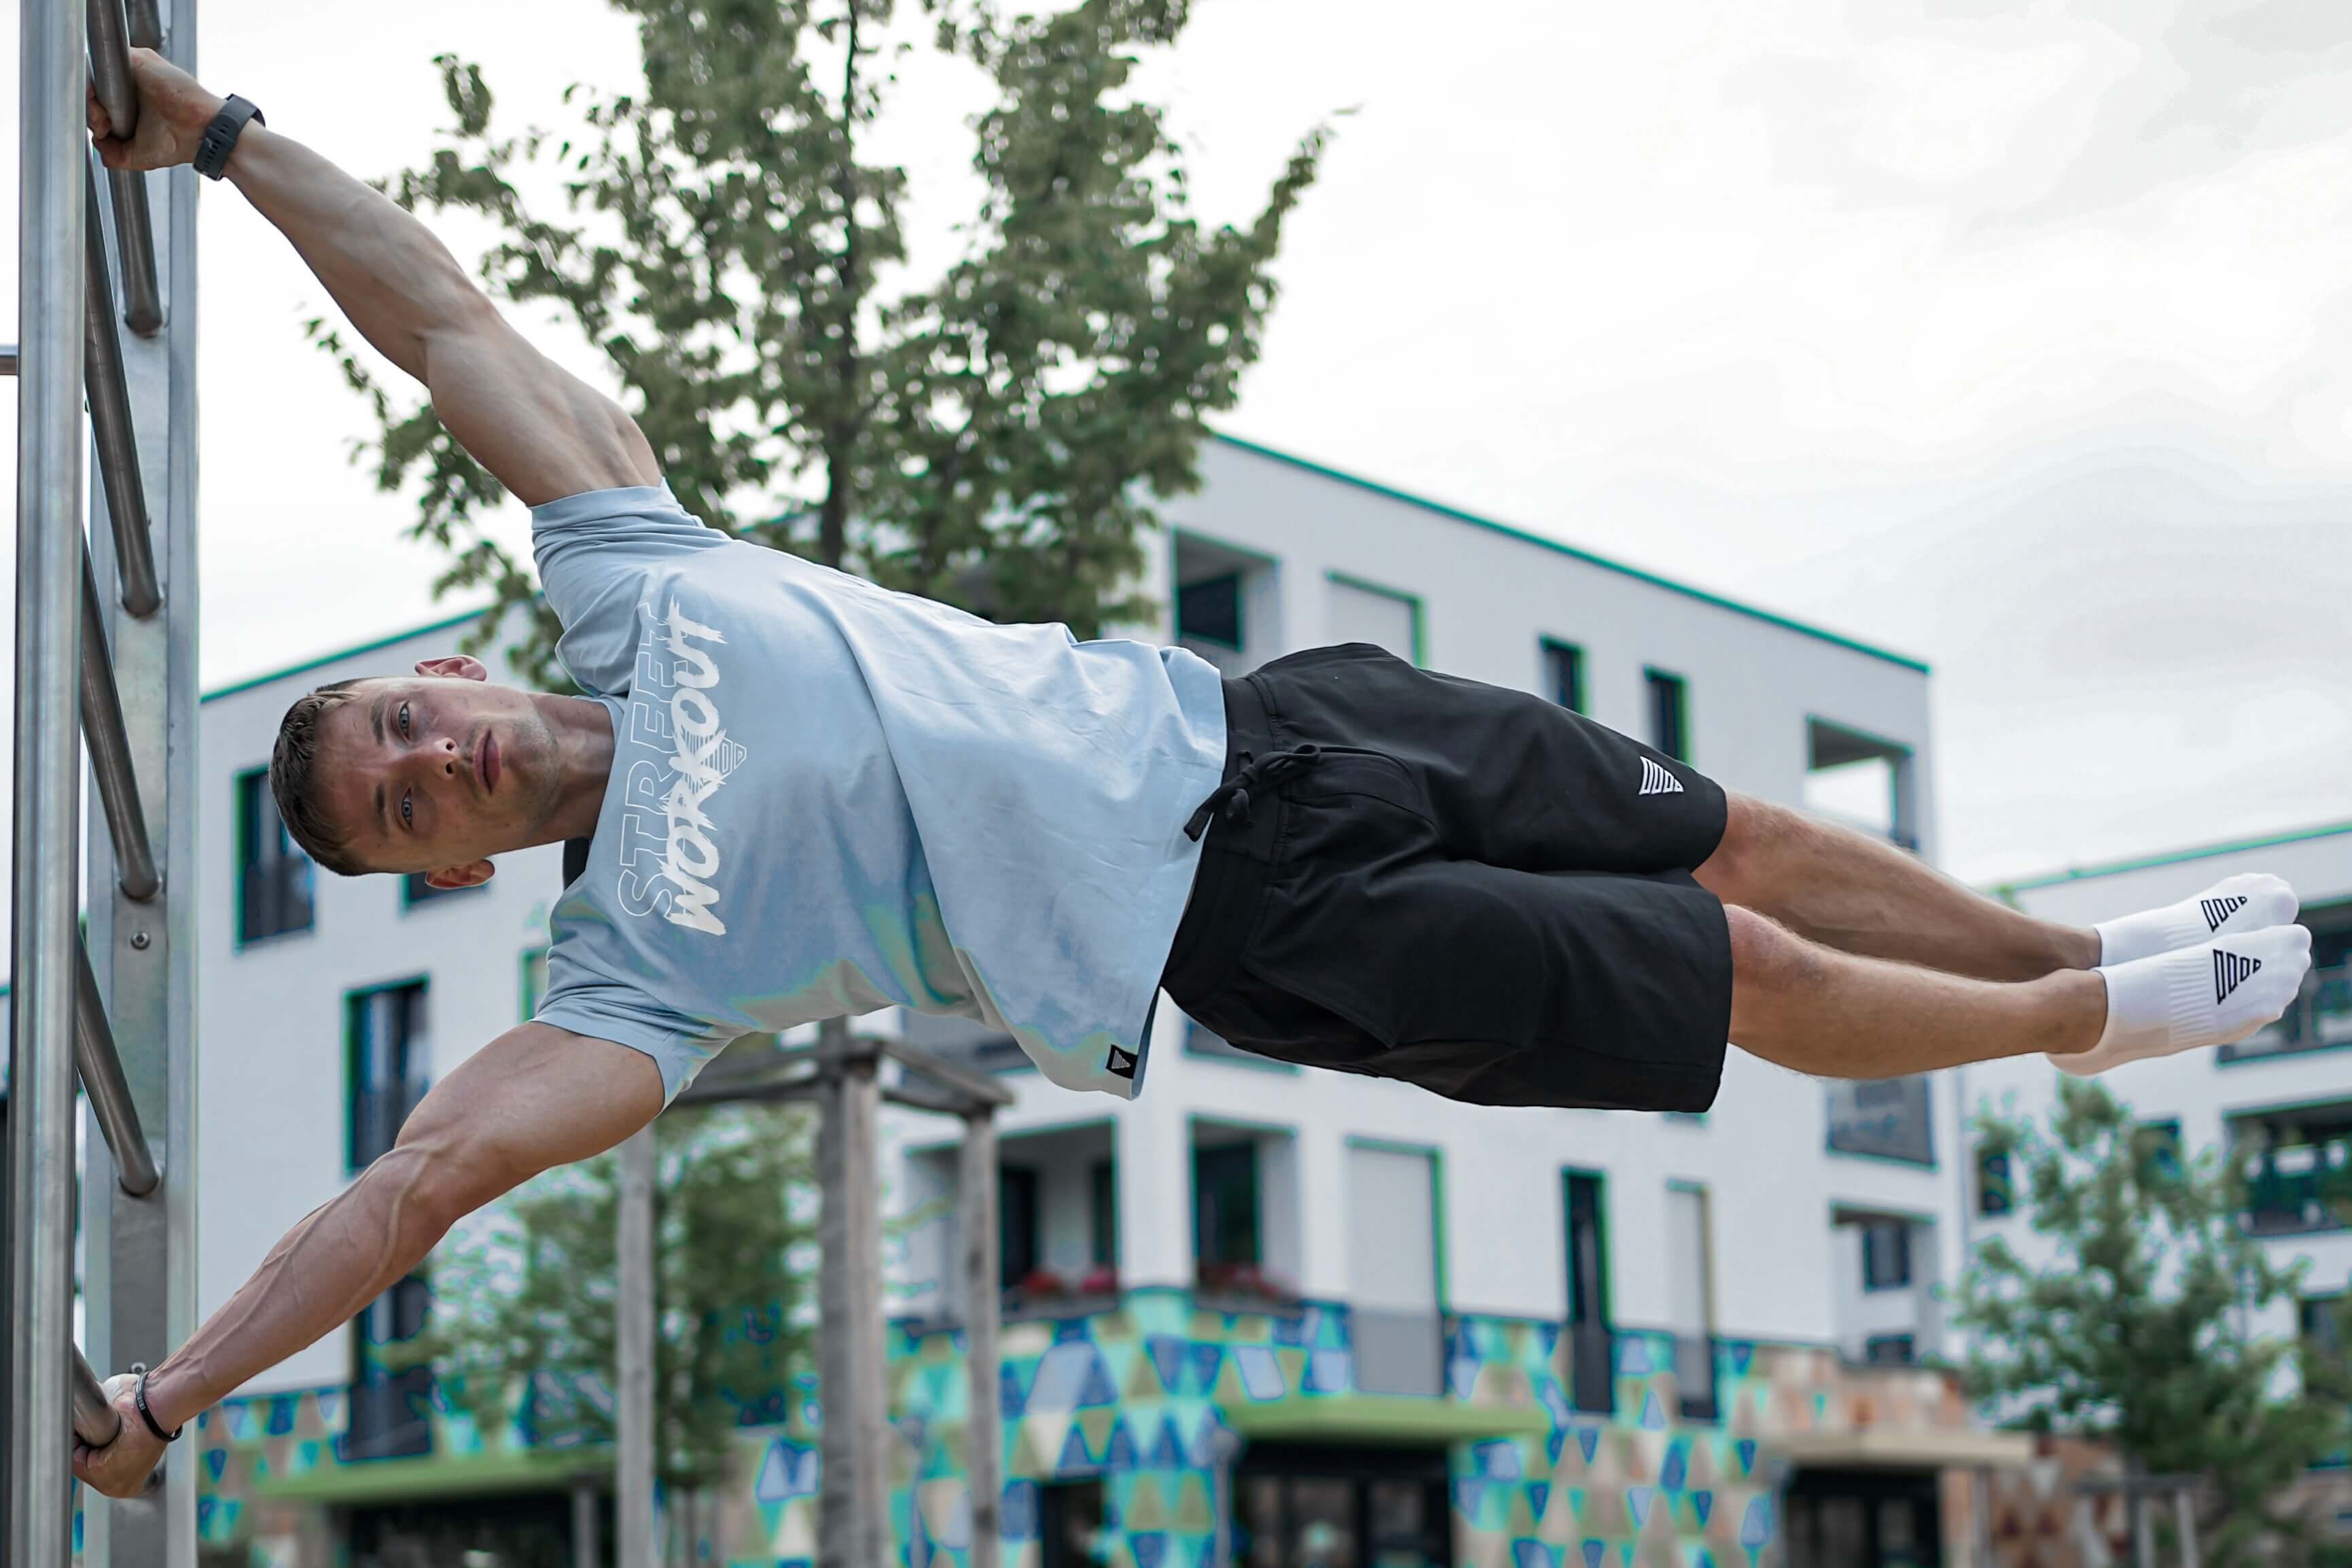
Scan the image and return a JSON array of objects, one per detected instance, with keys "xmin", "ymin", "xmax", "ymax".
[
  {"xmin": 86, "ymin": 0, "xmax": 161, "ymax": 332},
  {"xmin": 881, "ymin": 1077, "xmax": 977, "ymax": 1118},
  {"xmin": 81, "ymin": 546, "xmax": 160, "ymax": 899},
  {"xmin": 72, "ymin": 1344, "xmax": 121, "ymax": 1446},
  {"xmin": 83, "ymin": 160, "xmax": 162, "ymax": 618},
  {"xmin": 75, "ymin": 936, "xmax": 162, "ymax": 1196}
]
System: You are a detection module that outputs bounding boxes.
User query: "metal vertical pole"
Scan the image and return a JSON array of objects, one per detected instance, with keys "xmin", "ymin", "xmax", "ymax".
[
  {"xmin": 79, "ymin": 0, "xmax": 198, "ymax": 1555},
  {"xmin": 11, "ymin": 3, "xmax": 92, "ymax": 1566},
  {"xmin": 817, "ymin": 1021, "xmax": 888, "ymax": 1568},
  {"xmin": 573, "ymin": 1476, "xmax": 605, "ymax": 1568},
  {"xmin": 2173, "ymin": 1489, "xmax": 2199, "ymax": 1568},
  {"xmin": 957, "ymin": 1112, "xmax": 1001, "ymax": 1568},
  {"xmin": 617, "ymin": 1128, "xmax": 658, "ymax": 1568}
]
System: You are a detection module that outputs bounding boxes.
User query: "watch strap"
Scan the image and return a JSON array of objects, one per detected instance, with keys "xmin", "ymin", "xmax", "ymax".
[
  {"xmin": 130, "ymin": 1363, "xmax": 183, "ymax": 1443},
  {"xmin": 192, "ymin": 94, "xmax": 264, "ymax": 181}
]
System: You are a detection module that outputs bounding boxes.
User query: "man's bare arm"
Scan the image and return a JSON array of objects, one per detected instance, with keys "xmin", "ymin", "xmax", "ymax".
[
  {"xmin": 71, "ymin": 1025, "xmax": 663, "ymax": 1499},
  {"xmin": 89, "ymin": 51, "xmax": 658, "ymax": 506}
]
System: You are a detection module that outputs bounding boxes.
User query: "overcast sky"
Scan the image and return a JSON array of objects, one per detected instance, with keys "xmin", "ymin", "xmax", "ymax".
[{"xmin": 5, "ymin": 0, "xmax": 2350, "ymax": 887}]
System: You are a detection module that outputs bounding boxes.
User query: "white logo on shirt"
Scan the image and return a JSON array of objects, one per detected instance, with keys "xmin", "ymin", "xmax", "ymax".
[{"xmin": 615, "ymin": 601, "xmax": 739, "ymax": 936}]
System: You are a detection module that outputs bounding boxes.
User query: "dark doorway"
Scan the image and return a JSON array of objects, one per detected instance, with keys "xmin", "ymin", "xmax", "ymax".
[
  {"xmin": 345, "ymin": 1490, "xmax": 594, "ymax": 1568},
  {"xmin": 1783, "ymin": 1469, "xmax": 1940, "ymax": 1568},
  {"xmin": 1236, "ymin": 1444, "xmax": 1452, "ymax": 1568},
  {"xmin": 1040, "ymin": 1478, "xmax": 1109, "ymax": 1568}
]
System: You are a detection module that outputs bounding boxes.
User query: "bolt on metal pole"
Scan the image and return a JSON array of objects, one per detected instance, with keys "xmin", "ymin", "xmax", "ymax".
[{"xmin": 12, "ymin": 3, "xmax": 93, "ymax": 1565}]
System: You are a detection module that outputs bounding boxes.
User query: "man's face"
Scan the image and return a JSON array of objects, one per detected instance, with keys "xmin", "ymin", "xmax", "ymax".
[{"xmin": 312, "ymin": 658, "xmax": 566, "ymax": 885}]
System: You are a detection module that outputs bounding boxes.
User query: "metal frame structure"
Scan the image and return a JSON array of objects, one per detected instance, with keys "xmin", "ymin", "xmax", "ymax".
[{"xmin": 8, "ymin": 0, "xmax": 200, "ymax": 1560}]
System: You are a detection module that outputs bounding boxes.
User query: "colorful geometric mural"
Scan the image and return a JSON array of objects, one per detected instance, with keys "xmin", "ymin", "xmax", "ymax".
[{"xmin": 181, "ymin": 1291, "xmax": 1986, "ymax": 1568}]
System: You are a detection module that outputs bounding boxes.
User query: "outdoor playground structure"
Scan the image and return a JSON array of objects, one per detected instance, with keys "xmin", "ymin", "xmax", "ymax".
[{"xmin": 3, "ymin": 1, "xmax": 1012, "ymax": 1565}]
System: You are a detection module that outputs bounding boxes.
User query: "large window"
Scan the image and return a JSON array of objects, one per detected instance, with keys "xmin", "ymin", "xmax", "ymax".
[
  {"xmin": 2221, "ymin": 908, "xmax": 2352, "ymax": 1064},
  {"xmin": 346, "ymin": 1272, "xmax": 433, "ymax": 1461},
  {"xmin": 236, "ymin": 768, "xmax": 314, "ymax": 943},
  {"xmin": 346, "ymin": 981, "xmax": 430, "ymax": 1173},
  {"xmin": 1193, "ymin": 1141, "xmax": 1262, "ymax": 1277},
  {"xmin": 1539, "ymin": 639, "xmax": 1584, "ymax": 713},
  {"xmin": 1564, "ymin": 1171, "xmax": 1613, "ymax": 1415},
  {"xmin": 1825, "ymin": 1075, "xmax": 1936, "ymax": 1166},
  {"xmin": 1089, "ymin": 1157, "xmax": 1118, "ymax": 1270},
  {"xmin": 1644, "ymin": 669, "xmax": 1688, "ymax": 761},
  {"xmin": 1859, "ymin": 1219, "xmax": 1913, "ymax": 1292},
  {"xmin": 1664, "ymin": 1183, "xmax": 1717, "ymax": 1421},
  {"xmin": 999, "ymin": 1166, "xmax": 1041, "ymax": 1290}
]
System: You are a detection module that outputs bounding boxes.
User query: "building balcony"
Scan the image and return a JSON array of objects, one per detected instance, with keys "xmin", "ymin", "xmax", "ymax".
[{"xmin": 2240, "ymin": 1137, "xmax": 2352, "ymax": 1236}]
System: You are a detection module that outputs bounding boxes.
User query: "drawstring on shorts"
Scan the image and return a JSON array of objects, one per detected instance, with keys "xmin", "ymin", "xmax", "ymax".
[{"xmin": 1183, "ymin": 744, "xmax": 1326, "ymax": 841}]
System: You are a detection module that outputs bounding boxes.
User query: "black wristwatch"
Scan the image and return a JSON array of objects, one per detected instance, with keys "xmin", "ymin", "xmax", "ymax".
[
  {"xmin": 130, "ymin": 1362, "xmax": 183, "ymax": 1444},
  {"xmin": 192, "ymin": 94, "xmax": 264, "ymax": 181}
]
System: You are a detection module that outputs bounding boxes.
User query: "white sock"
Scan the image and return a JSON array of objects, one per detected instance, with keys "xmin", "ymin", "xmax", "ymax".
[
  {"xmin": 2093, "ymin": 872, "xmax": 2299, "ymax": 966},
  {"xmin": 2052, "ymin": 923, "xmax": 2312, "ymax": 1077}
]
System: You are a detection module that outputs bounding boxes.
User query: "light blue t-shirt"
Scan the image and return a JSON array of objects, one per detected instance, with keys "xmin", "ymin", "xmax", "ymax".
[{"xmin": 528, "ymin": 486, "xmax": 1227, "ymax": 1101}]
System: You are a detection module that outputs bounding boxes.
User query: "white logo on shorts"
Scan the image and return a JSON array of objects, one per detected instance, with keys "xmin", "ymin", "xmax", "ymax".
[{"xmin": 1638, "ymin": 757, "xmax": 1684, "ymax": 796}]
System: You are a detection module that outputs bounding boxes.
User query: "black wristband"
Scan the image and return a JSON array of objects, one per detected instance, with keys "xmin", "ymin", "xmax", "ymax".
[
  {"xmin": 192, "ymin": 94, "xmax": 264, "ymax": 181},
  {"xmin": 130, "ymin": 1364, "xmax": 182, "ymax": 1444}
]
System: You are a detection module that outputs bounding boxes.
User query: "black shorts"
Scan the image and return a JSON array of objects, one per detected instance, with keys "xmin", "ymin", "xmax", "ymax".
[{"xmin": 1161, "ymin": 643, "xmax": 1735, "ymax": 1113}]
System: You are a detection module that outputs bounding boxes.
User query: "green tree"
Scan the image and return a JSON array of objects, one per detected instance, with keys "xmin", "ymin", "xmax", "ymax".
[
  {"xmin": 1954, "ymin": 1077, "xmax": 2352, "ymax": 1567},
  {"xmin": 412, "ymin": 1099, "xmax": 819, "ymax": 1505},
  {"xmin": 318, "ymin": 0, "xmax": 1330, "ymax": 685}
]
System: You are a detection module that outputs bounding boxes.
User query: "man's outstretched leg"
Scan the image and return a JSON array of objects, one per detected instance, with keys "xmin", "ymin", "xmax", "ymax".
[
  {"xmin": 1724, "ymin": 903, "xmax": 2313, "ymax": 1080},
  {"xmin": 1698, "ymin": 795, "xmax": 2298, "ymax": 982}
]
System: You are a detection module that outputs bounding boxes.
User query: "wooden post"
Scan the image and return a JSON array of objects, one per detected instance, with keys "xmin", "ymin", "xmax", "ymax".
[
  {"xmin": 958, "ymin": 1111, "xmax": 1002, "ymax": 1568},
  {"xmin": 618, "ymin": 1128, "xmax": 659, "ymax": 1568},
  {"xmin": 819, "ymin": 1021, "xmax": 889, "ymax": 1568}
]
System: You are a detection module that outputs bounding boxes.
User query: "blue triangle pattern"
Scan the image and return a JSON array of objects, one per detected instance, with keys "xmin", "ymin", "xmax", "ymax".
[
  {"xmin": 1545, "ymin": 1429, "xmax": 1565, "ymax": 1465},
  {"xmin": 1056, "ymin": 1423, "xmax": 1094, "ymax": 1474},
  {"xmin": 1734, "ymin": 1438, "xmax": 1757, "ymax": 1475},
  {"xmin": 1077, "ymin": 1352, "xmax": 1118, "ymax": 1408},
  {"xmin": 1740, "ymin": 1496, "xmax": 1772, "ymax": 1547},
  {"xmin": 1693, "ymin": 1491, "xmax": 1713, "ymax": 1528},
  {"xmin": 1660, "ymin": 1442, "xmax": 1687, "ymax": 1492},
  {"xmin": 1514, "ymin": 1539, "xmax": 1553, "ymax": 1568},
  {"xmin": 1149, "ymin": 1415, "xmax": 1188, "ymax": 1469},
  {"xmin": 1000, "ymin": 1361, "xmax": 1030, "ymax": 1420},
  {"xmin": 1729, "ymin": 1342, "xmax": 1754, "ymax": 1376},
  {"xmin": 1627, "ymin": 1486, "xmax": 1654, "ymax": 1528},
  {"xmin": 1186, "ymin": 1344, "xmax": 1224, "ymax": 1394},
  {"xmin": 1103, "ymin": 1419, "xmax": 1140, "ymax": 1472},
  {"xmin": 1576, "ymin": 1425, "xmax": 1600, "ymax": 1464},
  {"xmin": 1529, "ymin": 1483, "xmax": 1550, "ymax": 1521},
  {"xmin": 1147, "ymin": 1336, "xmax": 1186, "ymax": 1393},
  {"xmin": 1581, "ymin": 1540, "xmax": 1606, "ymax": 1568},
  {"xmin": 1638, "ymin": 1391, "xmax": 1664, "ymax": 1430},
  {"xmin": 1133, "ymin": 1532, "xmax": 1170, "ymax": 1568},
  {"xmin": 1001, "ymin": 1480, "xmax": 1039, "ymax": 1542}
]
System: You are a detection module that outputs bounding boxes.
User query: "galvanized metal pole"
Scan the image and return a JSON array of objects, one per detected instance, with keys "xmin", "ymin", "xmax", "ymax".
[
  {"xmin": 2173, "ymin": 1489, "xmax": 2200, "ymax": 1568},
  {"xmin": 11, "ymin": 5, "xmax": 92, "ymax": 1567},
  {"xmin": 616, "ymin": 1128, "xmax": 658, "ymax": 1568},
  {"xmin": 957, "ymin": 1111, "xmax": 1001, "ymax": 1568}
]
